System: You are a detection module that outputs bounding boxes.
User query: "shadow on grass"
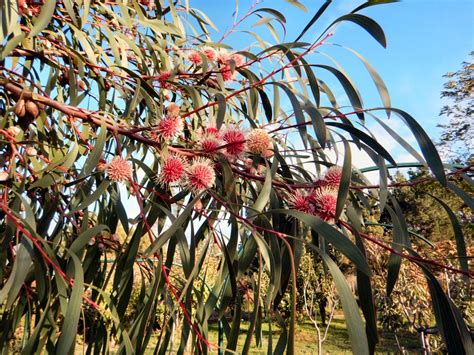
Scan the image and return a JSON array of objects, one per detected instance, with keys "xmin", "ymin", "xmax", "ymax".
[{"xmin": 207, "ymin": 317, "xmax": 420, "ymax": 353}]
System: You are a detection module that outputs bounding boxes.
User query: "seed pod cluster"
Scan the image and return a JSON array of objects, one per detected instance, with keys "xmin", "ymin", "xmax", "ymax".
[
  {"xmin": 14, "ymin": 98, "xmax": 43, "ymax": 129},
  {"xmin": 14, "ymin": 99, "xmax": 26, "ymax": 118}
]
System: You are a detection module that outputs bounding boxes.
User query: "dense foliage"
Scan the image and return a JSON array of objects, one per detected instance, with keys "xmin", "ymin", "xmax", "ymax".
[
  {"xmin": 0, "ymin": 1, "xmax": 472, "ymax": 354},
  {"xmin": 438, "ymin": 52, "xmax": 473, "ymax": 162}
]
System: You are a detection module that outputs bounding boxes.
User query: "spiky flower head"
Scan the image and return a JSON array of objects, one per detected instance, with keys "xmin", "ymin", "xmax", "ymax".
[
  {"xmin": 221, "ymin": 64, "xmax": 236, "ymax": 81},
  {"xmin": 198, "ymin": 134, "xmax": 224, "ymax": 156},
  {"xmin": 157, "ymin": 154, "xmax": 187, "ymax": 186},
  {"xmin": 185, "ymin": 158, "xmax": 216, "ymax": 192},
  {"xmin": 230, "ymin": 53, "xmax": 245, "ymax": 67},
  {"xmin": 222, "ymin": 126, "xmax": 246, "ymax": 158},
  {"xmin": 312, "ymin": 187, "xmax": 338, "ymax": 221},
  {"xmin": 323, "ymin": 166, "xmax": 343, "ymax": 188},
  {"xmin": 202, "ymin": 46, "xmax": 217, "ymax": 61},
  {"xmin": 167, "ymin": 103, "xmax": 180, "ymax": 118},
  {"xmin": 262, "ymin": 141, "xmax": 274, "ymax": 159},
  {"xmin": 106, "ymin": 156, "xmax": 133, "ymax": 183},
  {"xmin": 288, "ymin": 190, "xmax": 316, "ymax": 215},
  {"xmin": 156, "ymin": 115, "xmax": 183, "ymax": 141},
  {"xmin": 247, "ymin": 128, "xmax": 271, "ymax": 155},
  {"xmin": 216, "ymin": 49, "xmax": 230, "ymax": 64},
  {"xmin": 157, "ymin": 70, "xmax": 172, "ymax": 89},
  {"xmin": 188, "ymin": 50, "xmax": 203, "ymax": 65}
]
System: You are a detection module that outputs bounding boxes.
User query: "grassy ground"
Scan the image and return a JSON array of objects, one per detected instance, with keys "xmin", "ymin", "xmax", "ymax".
[{"xmin": 145, "ymin": 314, "xmax": 421, "ymax": 354}]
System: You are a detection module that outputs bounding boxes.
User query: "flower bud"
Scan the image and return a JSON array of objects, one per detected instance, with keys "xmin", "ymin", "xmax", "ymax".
[
  {"xmin": 97, "ymin": 159, "xmax": 107, "ymax": 172},
  {"xmin": 6, "ymin": 126, "xmax": 21, "ymax": 137},
  {"xmin": 25, "ymin": 147, "xmax": 37, "ymax": 157},
  {"xmin": 78, "ymin": 79, "xmax": 87, "ymax": 91},
  {"xmin": 0, "ymin": 172, "xmax": 9, "ymax": 182}
]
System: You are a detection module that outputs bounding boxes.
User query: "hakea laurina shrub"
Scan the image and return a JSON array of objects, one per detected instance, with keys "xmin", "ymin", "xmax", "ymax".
[{"xmin": 0, "ymin": 1, "xmax": 472, "ymax": 354}]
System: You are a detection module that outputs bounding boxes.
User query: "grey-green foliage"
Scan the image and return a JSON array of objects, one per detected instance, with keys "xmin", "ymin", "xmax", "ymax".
[{"xmin": 0, "ymin": 1, "xmax": 471, "ymax": 354}]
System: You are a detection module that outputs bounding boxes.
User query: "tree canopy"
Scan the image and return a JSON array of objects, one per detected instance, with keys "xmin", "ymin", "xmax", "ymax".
[{"xmin": 0, "ymin": 1, "xmax": 472, "ymax": 354}]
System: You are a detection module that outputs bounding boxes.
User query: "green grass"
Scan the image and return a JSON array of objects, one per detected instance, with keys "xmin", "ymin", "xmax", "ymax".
[{"xmin": 144, "ymin": 314, "xmax": 420, "ymax": 354}]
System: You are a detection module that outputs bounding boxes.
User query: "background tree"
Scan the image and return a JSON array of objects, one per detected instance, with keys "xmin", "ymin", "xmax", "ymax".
[
  {"xmin": 0, "ymin": 1, "xmax": 472, "ymax": 354},
  {"xmin": 437, "ymin": 52, "xmax": 473, "ymax": 162}
]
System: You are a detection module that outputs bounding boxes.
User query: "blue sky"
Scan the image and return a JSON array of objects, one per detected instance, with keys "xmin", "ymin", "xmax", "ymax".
[{"xmin": 200, "ymin": 0, "xmax": 473, "ymax": 141}]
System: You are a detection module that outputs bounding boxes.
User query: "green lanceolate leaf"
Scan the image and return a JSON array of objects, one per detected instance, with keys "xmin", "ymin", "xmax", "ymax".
[
  {"xmin": 294, "ymin": 0, "xmax": 332, "ymax": 42},
  {"xmin": 309, "ymin": 245, "xmax": 370, "ymax": 355},
  {"xmin": 351, "ymin": 0, "xmax": 400, "ymax": 14},
  {"xmin": 377, "ymin": 108, "xmax": 447, "ymax": 185},
  {"xmin": 56, "ymin": 252, "xmax": 84, "ymax": 354},
  {"xmin": 335, "ymin": 137, "xmax": 351, "ymax": 220},
  {"xmin": 385, "ymin": 205, "xmax": 404, "ymax": 297},
  {"xmin": 29, "ymin": 1, "xmax": 57, "ymax": 38},
  {"xmin": 215, "ymin": 93, "xmax": 227, "ymax": 130},
  {"xmin": 327, "ymin": 122, "xmax": 396, "ymax": 165},
  {"xmin": 353, "ymin": 230, "xmax": 379, "ymax": 354},
  {"xmin": 329, "ymin": 14, "xmax": 387, "ymax": 48},
  {"xmin": 0, "ymin": 238, "xmax": 33, "ymax": 308},
  {"xmin": 146, "ymin": 194, "xmax": 202, "ymax": 256},
  {"xmin": 82, "ymin": 123, "xmax": 107, "ymax": 177},
  {"xmin": 414, "ymin": 259, "xmax": 473, "ymax": 354},
  {"xmin": 312, "ymin": 64, "xmax": 364, "ymax": 121},
  {"xmin": 270, "ymin": 209, "xmax": 371, "ymax": 276},
  {"xmin": 272, "ymin": 82, "xmax": 308, "ymax": 148}
]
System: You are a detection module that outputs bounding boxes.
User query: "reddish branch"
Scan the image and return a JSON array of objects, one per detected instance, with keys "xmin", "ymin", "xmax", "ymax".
[
  {"xmin": 208, "ymin": 191, "xmax": 472, "ymax": 278},
  {"xmin": 339, "ymin": 220, "xmax": 473, "ymax": 278}
]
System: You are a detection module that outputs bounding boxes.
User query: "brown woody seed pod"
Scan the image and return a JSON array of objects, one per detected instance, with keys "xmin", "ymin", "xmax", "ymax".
[
  {"xmin": 25, "ymin": 100, "xmax": 39, "ymax": 118},
  {"xmin": 14, "ymin": 99, "xmax": 26, "ymax": 118}
]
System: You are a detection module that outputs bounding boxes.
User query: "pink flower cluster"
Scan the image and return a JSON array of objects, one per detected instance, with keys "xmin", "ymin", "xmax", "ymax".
[
  {"xmin": 154, "ymin": 122, "xmax": 275, "ymax": 192},
  {"xmin": 157, "ymin": 155, "xmax": 215, "ymax": 193},
  {"xmin": 196, "ymin": 124, "xmax": 273, "ymax": 161},
  {"xmin": 187, "ymin": 47, "xmax": 246, "ymax": 81},
  {"xmin": 148, "ymin": 104, "xmax": 184, "ymax": 142},
  {"xmin": 288, "ymin": 166, "xmax": 343, "ymax": 221}
]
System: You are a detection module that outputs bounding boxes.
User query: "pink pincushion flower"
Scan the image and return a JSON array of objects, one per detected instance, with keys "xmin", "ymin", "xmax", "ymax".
[
  {"xmin": 216, "ymin": 49, "xmax": 230, "ymax": 64},
  {"xmin": 185, "ymin": 158, "xmax": 216, "ymax": 192},
  {"xmin": 230, "ymin": 53, "xmax": 245, "ymax": 67},
  {"xmin": 158, "ymin": 154, "xmax": 186, "ymax": 185},
  {"xmin": 312, "ymin": 187, "xmax": 338, "ymax": 221},
  {"xmin": 262, "ymin": 141, "xmax": 274, "ymax": 158},
  {"xmin": 222, "ymin": 126, "xmax": 246, "ymax": 158},
  {"xmin": 167, "ymin": 103, "xmax": 180, "ymax": 118},
  {"xmin": 288, "ymin": 190, "xmax": 316, "ymax": 215},
  {"xmin": 199, "ymin": 134, "xmax": 224, "ymax": 155},
  {"xmin": 206, "ymin": 125, "xmax": 219, "ymax": 136},
  {"xmin": 188, "ymin": 50, "xmax": 203, "ymax": 65},
  {"xmin": 157, "ymin": 70, "xmax": 171, "ymax": 81},
  {"xmin": 156, "ymin": 115, "xmax": 183, "ymax": 140},
  {"xmin": 220, "ymin": 64, "xmax": 235, "ymax": 81},
  {"xmin": 323, "ymin": 166, "xmax": 343, "ymax": 188},
  {"xmin": 106, "ymin": 157, "xmax": 133, "ymax": 182},
  {"xmin": 247, "ymin": 128, "xmax": 271, "ymax": 155},
  {"xmin": 202, "ymin": 46, "xmax": 217, "ymax": 61}
]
